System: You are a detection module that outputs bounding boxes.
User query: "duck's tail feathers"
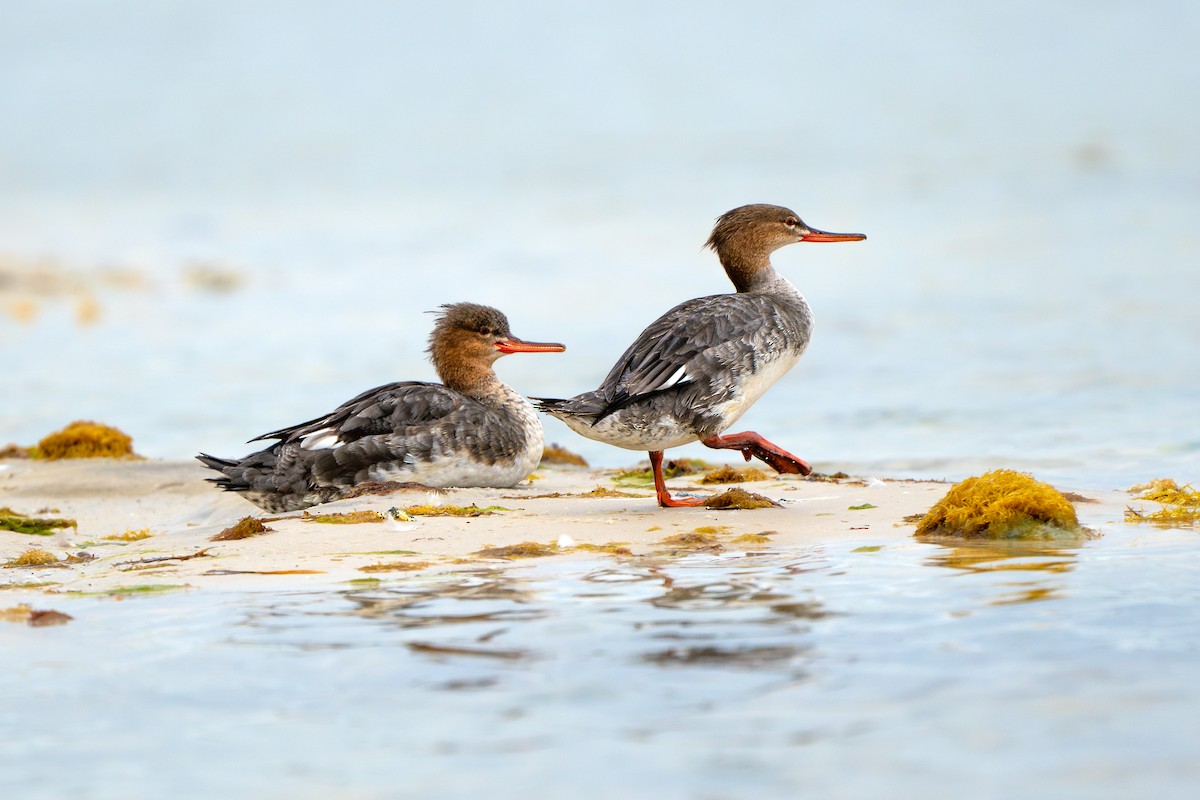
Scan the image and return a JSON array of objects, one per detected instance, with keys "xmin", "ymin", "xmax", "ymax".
[{"xmin": 196, "ymin": 453, "xmax": 241, "ymax": 491}]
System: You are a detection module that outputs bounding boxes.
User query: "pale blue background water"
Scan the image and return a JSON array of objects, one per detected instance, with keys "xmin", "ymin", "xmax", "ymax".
[{"xmin": 2, "ymin": 0, "xmax": 1198, "ymax": 488}]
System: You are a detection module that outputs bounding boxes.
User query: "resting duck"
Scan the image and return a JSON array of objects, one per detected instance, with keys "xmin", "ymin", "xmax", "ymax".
[{"xmin": 199, "ymin": 302, "xmax": 565, "ymax": 512}]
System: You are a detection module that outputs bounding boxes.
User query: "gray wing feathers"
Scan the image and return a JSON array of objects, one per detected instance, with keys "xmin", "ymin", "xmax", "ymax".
[{"xmin": 585, "ymin": 294, "xmax": 803, "ymax": 420}]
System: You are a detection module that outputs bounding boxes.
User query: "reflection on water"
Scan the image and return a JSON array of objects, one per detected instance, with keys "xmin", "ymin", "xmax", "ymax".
[
  {"xmin": 920, "ymin": 537, "xmax": 1083, "ymax": 606},
  {"xmin": 6, "ymin": 532, "xmax": 1200, "ymax": 799}
]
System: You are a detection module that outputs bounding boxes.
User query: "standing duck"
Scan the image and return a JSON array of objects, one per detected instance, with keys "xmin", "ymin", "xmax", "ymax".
[
  {"xmin": 198, "ymin": 302, "xmax": 565, "ymax": 512},
  {"xmin": 535, "ymin": 204, "xmax": 865, "ymax": 507}
]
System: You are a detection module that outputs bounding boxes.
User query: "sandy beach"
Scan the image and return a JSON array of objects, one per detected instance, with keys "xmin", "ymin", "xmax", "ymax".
[{"xmin": 0, "ymin": 456, "xmax": 1136, "ymax": 596}]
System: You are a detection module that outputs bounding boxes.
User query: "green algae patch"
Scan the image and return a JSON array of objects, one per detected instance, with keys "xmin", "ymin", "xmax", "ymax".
[
  {"xmin": 698, "ymin": 465, "xmax": 768, "ymax": 484},
  {"xmin": 33, "ymin": 420, "xmax": 139, "ymax": 460},
  {"xmin": 211, "ymin": 516, "xmax": 273, "ymax": 541},
  {"xmin": 404, "ymin": 504, "xmax": 508, "ymax": 517},
  {"xmin": 613, "ymin": 458, "xmax": 710, "ymax": 487},
  {"xmin": 540, "ymin": 443, "xmax": 589, "ymax": 467},
  {"xmin": 103, "ymin": 528, "xmax": 153, "ymax": 542},
  {"xmin": 914, "ymin": 469, "xmax": 1087, "ymax": 540},
  {"xmin": 852, "ymin": 545, "xmax": 883, "ymax": 553},
  {"xmin": 73, "ymin": 584, "xmax": 187, "ymax": 597},
  {"xmin": 849, "ymin": 503, "xmax": 878, "ymax": 511},
  {"xmin": 703, "ymin": 488, "xmax": 781, "ymax": 509},
  {"xmin": 359, "ymin": 560, "xmax": 435, "ymax": 573},
  {"xmin": 475, "ymin": 541, "xmax": 558, "ymax": 559},
  {"xmin": 1125, "ymin": 479, "xmax": 1200, "ymax": 526},
  {"xmin": 0, "ymin": 507, "xmax": 78, "ymax": 536},
  {"xmin": 303, "ymin": 510, "xmax": 386, "ymax": 524},
  {"xmin": 733, "ymin": 533, "xmax": 774, "ymax": 545},
  {"xmin": 5, "ymin": 548, "xmax": 61, "ymax": 568}
]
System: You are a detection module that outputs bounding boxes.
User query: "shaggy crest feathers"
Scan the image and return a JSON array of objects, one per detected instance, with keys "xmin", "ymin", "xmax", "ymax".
[
  {"xmin": 704, "ymin": 204, "xmax": 799, "ymax": 255},
  {"xmin": 427, "ymin": 303, "xmax": 514, "ymax": 353}
]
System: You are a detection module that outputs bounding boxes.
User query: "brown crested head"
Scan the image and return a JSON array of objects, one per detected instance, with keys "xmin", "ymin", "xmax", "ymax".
[
  {"xmin": 428, "ymin": 302, "xmax": 564, "ymax": 393},
  {"xmin": 705, "ymin": 204, "xmax": 866, "ymax": 292}
]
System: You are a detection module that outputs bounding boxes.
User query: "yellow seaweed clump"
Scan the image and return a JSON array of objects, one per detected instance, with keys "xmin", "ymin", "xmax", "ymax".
[
  {"xmin": 914, "ymin": 469, "xmax": 1085, "ymax": 540},
  {"xmin": 34, "ymin": 420, "xmax": 137, "ymax": 460},
  {"xmin": 404, "ymin": 504, "xmax": 507, "ymax": 517},
  {"xmin": 103, "ymin": 528, "xmax": 154, "ymax": 542},
  {"xmin": 1125, "ymin": 479, "xmax": 1200, "ymax": 525},
  {"xmin": 5, "ymin": 548, "xmax": 61, "ymax": 568},
  {"xmin": 303, "ymin": 510, "xmax": 386, "ymax": 524}
]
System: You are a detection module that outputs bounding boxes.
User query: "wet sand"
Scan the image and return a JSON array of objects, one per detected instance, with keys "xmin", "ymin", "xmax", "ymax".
[{"xmin": 0, "ymin": 458, "xmax": 1133, "ymax": 595}]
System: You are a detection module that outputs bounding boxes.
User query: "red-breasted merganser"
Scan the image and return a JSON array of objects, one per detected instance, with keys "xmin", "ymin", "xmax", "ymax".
[
  {"xmin": 535, "ymin": 204, "xmax": 865, "ymax": 507},
  {"xmin": 198, "ymin": 302, "xmax": 565, "ymax": 512}
]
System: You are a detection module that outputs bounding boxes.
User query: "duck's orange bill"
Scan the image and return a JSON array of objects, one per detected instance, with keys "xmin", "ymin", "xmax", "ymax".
[
  {"xmin": 801, "ymin": 228, "xmax": 867, "ymax": 243},
  {"xmin": 495, "ymin": 338, "xmax": 567, "ymax": 354}
]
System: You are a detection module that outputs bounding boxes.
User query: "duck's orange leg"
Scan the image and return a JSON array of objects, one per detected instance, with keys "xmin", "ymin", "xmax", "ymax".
[
  {"xmin": 700, "ymin": 432, "xmax": 812, "ymax": 476},
  {"xmin": 649, "ymin": 450, "xmax": 705, "ymax": 507}
]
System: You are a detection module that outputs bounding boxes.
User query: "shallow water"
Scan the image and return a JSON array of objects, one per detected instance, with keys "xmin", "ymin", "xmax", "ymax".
[{"xmin": 5, "ymin": 521, "xmax": 1199, "ymax": 799}]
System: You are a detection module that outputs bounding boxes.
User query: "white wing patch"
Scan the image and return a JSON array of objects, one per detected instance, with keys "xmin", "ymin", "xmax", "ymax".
[
  {"xmin": 300, "ymin": 428, "xmax": 344, "ymax": 450},
  {"xmin": 660, "ymin": 365, "xmax": 691, "ymax": 390}
]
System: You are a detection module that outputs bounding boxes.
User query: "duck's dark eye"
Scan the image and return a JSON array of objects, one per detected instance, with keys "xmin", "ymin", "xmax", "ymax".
[
  {"xmin": 479, "ymin": 326, "xmax": 492, "ymax": 336},
  {"xmin": 785, "ymin": 217, "xmax": 798, "ymax": 228}
]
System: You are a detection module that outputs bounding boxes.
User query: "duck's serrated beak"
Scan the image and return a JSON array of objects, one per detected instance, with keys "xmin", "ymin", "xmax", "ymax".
[
  {"xmin": 495, "ymin": 337, "xmax": 566, "ymax": 354},
  {"xmin": 800, "ymin": 227, "xmax": 867, "ymax": 243}
]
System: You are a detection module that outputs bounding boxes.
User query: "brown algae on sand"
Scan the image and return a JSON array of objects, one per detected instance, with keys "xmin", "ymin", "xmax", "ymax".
[
  {"xmin": 703, "ymin": 488, "xmax": 781, "ymax": 509},
  {"xmin": 657, "ymin": 531, "xmax": 723, "ymax": 551},
  {"xmin": 698, "ymin": 465, "xmax": 768, "ymax": 484},
  {"xmin": 572, "ymin": 542, "xmax": 634, "ymax": 556},
  {"xmin": 1125, "ymin": 479, "xmax": 1200, "ymax": 525},
  {"xmin": 212, "ymin": 517, "xmax": 273, "ymax": 540},
  {"xmin": 359, "ymin": 560, "xmax": 435, "ymax": 573},
  {"xmin": 1, "ymin": 604, "xmax": 73, "ymax": 626},
  {"xmin": 33, "ymin": 420, "xmax": 138, "ymax": 460},
  {"xmin": 0, "ymin": 507, "xmax": 78, "ymax": 535},
  {"xmin": 540, "ymin": 443, "xmax": 589, "ymax": 467},
  {"xmin": 914, "ymin": 469, "xmax": 1087, "ymax": 540},
  {"xmin": 475, "ymin": 541, "xmax": 558, "ymax": 559},
  {"xmin": 0, "ymin": 443, "xmax": 32, "ymax": 459},
  {"xmin": 578, "ymin": 486, "xmax": 647, "ymax": 499}
]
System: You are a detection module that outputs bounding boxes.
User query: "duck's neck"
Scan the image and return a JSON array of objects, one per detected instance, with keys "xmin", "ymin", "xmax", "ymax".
[
  {"xmin": 436, "ymin": 360, "xmax": 504, "ymax": 398},
  {"xmin": 720, "ymin": 251, "xmax": 798, "ymax": 297}
]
